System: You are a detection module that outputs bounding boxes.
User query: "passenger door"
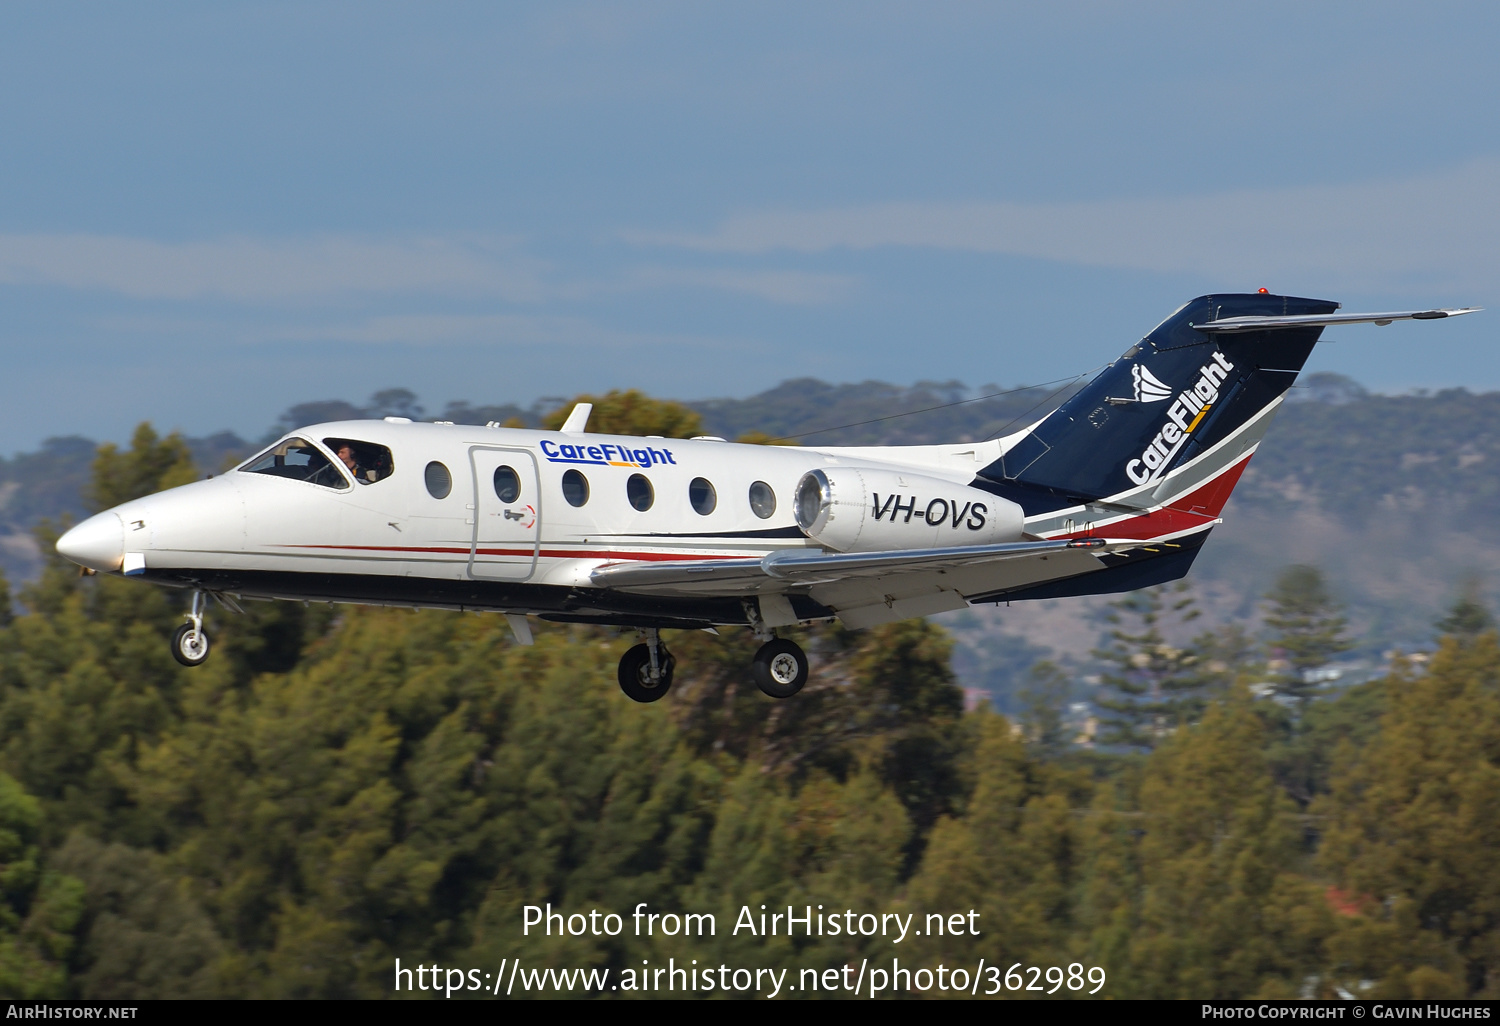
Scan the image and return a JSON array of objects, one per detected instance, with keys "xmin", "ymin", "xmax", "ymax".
[{"xmin": 468, "ymin": 447, "xmax": 541, "ymax": 581}]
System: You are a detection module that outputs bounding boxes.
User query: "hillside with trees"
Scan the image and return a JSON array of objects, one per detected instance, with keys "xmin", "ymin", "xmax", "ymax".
[
  {"xmin": 1, "ymin": 419, "xmax": 1497, "ymax": 998},
  {"xmin": 3, "ymin": 373, "xmax": 1496, "ymax": 704}
]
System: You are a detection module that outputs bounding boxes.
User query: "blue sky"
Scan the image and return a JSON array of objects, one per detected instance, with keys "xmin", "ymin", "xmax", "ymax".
[{"xmin": 1, "ymin": 2, "xmax": 1497, "ymax": 452}]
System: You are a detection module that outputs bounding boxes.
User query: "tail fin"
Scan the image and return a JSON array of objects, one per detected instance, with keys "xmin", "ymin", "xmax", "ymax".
[{"xmin": 976, "ymin": 293, "xmax": 1337, "ymax": 512}]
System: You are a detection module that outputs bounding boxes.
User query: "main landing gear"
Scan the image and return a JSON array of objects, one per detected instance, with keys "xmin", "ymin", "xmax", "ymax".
[
  {"xmin": 171, "ymin": 590, "xmax": 211, "ymax": 667},
  {"xmin": 744, "ymin": 598, "xmax": 808, "ymax": 699},
  {"xmin": 615, "ymin": 609, "xmax": 812, "ymax": 704},
  {"xmin": 751, "ymin": 638, "xmax": 809, "ymax": 699}
]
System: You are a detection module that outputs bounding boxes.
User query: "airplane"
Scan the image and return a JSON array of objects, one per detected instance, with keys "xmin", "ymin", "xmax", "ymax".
[{"xmin": 55, "ymin": 292, "xmax": 1478, "ymax": 703}]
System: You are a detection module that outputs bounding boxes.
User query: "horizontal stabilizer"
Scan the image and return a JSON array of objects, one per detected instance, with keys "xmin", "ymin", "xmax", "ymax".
[{"xmin": 1194, "ymin": 308, "xmax": 1480, "ymax": 332}]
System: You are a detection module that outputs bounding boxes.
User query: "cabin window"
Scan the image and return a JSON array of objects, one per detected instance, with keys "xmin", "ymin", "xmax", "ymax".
[
  {"xmin": 627, "ymin": 474, "xmax": 654, "ymax": 512},
  {"xmin": 239, "ymin": 438, "xmax": 349, "ymax": 490},
  {"xmin": 322, "ymin": 438, "xmax": 394, "ymax": 484},
  {"xmin": 562, "ymin": 469, "xmax": 590, "ymax": 507},
  {"xmin": 749, "ymin": 481, "xmax": 776, "ymax": 519},
  {"xmin": 493, "ymin": 466, "xmax": 521, "ymax": 503},
  {"xmin": 689, "ymin": 477, "xmax": 716, "ymax": 515},
  {"xmin": 424, "ymin": 461, "xmax": 452, "ymax": 499}
]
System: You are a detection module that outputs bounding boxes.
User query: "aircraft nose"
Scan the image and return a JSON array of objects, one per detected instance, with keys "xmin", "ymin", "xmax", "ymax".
[{"xmin": 56, "ymin": 512, "xmax": 124, "ymax": 572}]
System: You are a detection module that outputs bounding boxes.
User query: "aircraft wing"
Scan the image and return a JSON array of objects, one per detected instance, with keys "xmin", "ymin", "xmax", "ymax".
[{"xmin": 589, "ymin": 537, "xmax": 1109, "ymax": 594}]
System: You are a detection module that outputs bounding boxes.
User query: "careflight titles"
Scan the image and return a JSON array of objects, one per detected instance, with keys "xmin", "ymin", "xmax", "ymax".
[{"xmin": 538, "ymin": 438, "xmax": 677, "ymax": 468}]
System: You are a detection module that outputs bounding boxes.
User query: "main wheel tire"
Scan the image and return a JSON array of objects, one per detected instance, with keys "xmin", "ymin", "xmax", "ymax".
[
  {"xmin": 171, "ymin": 623, "xmax": 210, "ymax": 667},
  {"xmin": 752, "ymin": 638, "xmax": 808, "ymax": 698},
  {"xmin": 617, "ymin": 643, "xmax": 675, "ymax": 703}
]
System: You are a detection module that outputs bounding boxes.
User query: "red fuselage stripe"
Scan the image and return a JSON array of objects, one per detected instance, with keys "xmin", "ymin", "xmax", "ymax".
[{"xmin": 276, "ymin": 544, "xmax": 751, "ymax": 562}]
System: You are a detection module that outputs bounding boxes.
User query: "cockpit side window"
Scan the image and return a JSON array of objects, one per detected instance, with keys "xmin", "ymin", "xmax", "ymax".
[
  {"xmin": 239, "ymin": 438, "xmax": 349, "ymax": 490},
  {"xmin": 322, "ymin": 438, "xmax": 395, "ymax": 485}
]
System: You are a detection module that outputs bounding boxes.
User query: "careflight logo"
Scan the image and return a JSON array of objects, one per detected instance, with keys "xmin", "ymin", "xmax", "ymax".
[
  {"xmin": 1132, "ymin": 364, "xmax": 1173, "ymax": 403},
  {"xmin": 539, "ymin": 439, "xmax": 677, "ymax": 468},
  {"xmin": 1125, "ymin": 351, "xmax": 1235, "ymax": 486}
]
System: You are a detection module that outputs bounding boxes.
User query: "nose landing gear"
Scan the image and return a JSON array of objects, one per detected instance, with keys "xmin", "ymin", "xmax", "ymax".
[
  {"xmin": 171, "ymin": 590, "xmax": 211, "ymax": 667},
  {"xmin": 617, "ymin": 628, "xmax": 675, "ymax": 703}
]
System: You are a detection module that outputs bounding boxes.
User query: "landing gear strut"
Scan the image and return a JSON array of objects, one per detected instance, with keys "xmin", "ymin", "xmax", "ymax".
[
  {"xmin": 171, "ymin": 590, "xmax": 211, "ymax": 667},
  {"xmin": 618, "ymin": 628, "xmax": 675, "ymax": 703},
  {"xmin": 743, "ymin": 598, "xmax": 808, "ymax": 698}
]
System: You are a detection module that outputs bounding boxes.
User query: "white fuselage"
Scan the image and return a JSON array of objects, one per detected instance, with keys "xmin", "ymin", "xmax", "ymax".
[{"xmin": 59, "ymin": 420, "xmax": 1062, "ymax": 627}]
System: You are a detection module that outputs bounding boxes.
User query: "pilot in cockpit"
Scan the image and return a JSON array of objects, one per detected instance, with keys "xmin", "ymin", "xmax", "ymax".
[{"xmin": 336, "ymin": 444, "xmax": 372, "ymax": 484}]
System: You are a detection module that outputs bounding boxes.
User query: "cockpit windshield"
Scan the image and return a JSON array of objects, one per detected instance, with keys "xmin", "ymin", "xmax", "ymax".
[
  {"xmin": 322, "ymin": 438, "xmax": 395, "ymax": 484},
  {"xmin": 238, "ymin": 438, "xmax": 349, "ymax": 490}
]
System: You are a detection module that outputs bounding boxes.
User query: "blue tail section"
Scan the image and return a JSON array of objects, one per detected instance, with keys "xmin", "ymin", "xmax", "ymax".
[{"xmin": 976, "ymin": 293, "xmax": 1337, "ymax": 506}]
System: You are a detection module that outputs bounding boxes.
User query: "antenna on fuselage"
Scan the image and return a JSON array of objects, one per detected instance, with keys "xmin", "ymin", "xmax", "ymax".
[{"xmin": 559, "ymin": 403, "xmax": 592, "ymax": 434}]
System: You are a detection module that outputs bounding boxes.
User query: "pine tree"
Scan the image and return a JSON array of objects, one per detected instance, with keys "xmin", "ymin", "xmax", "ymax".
[
  {"xmin": 49, "ymin": 834, "xmax": 225, "ymax": 998},
  {"xmin": 1121, "ymin": 693, "xmax": 1334, "ymax": 998},
  {"xmin": 1262, "ymin": 564, "xmax": 1351, "ymax": 706},
  {"xmin": 85, "ymin": 422, "xmax": 199, "ymax": 512},
  {"xmin": 1191, "ymin": 622, "xmax": 1260, "ymax": 693},
  {"xmin": 903, "ymin": 708, "xmax": 1082, "ymax": 975},
  {"xmin": 0, "ymin": 773, "xmax": 84, "ymax": 998},
  {"xmin": 1318, "ymin": 634, "xmax": 1500, "ymax": 998},
  {"xmin": 1093, "ymin": 582, "xmax": 1205, "ymax": 749},
  {"xmin": 847, "ymin": 619, "xmax": 966, "ymax": 838},
  {"xmin": 1435, "ymin": 578, "xmax": 1495, "ymax": 642},
  {"xmin": 0, "ymin": 569, "xmax": 12, "ymax": 629},
  {"xmin": 1017, "ymin": 659, "xmax": 1072, "ymax": 759}
]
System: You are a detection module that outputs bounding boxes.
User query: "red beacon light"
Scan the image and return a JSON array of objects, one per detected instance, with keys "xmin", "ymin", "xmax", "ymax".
[{"xmin": 1258, "ymin": 287, "xmax": 1269, "ymax": 293}]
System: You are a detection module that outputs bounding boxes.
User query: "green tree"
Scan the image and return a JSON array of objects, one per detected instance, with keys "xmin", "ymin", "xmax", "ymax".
[
  {"xmin": 85, "ymin": 423, "xmax": 198, "ymax": 512},
  {"xmin": 847, "ymin": 619, "xmax": 967, "ymax": 841},
  {"xmin": 0, "ymin": 772, "xmax": 84, "ymax": 998},
  {"xmin": 1016, "ymin": 659, "xmax": 1072, "ymax": 760},
  {"xmin": 0, "ymin": 566, "xmax": 202, "ymax": 846},
  {"xmin": 1435, "ymin": 578, "xmax": 1495, "ymax": 642},
  {"xmin": 666, "ymin": 618, "xmax": 967, "ymax": 844},
  {"xmin": 1264, "ymin": 677, "xmax": 1388, "ymax": 808},
  {"xmin": 366, "ymin": 388, "xmax": 423, "ymax": 421},
  {"xmin": 904, "ymin": 708, "xmax": 1086, "ymax": 978},
  {"xmin": 1109, "ymin": 693, "xmax": 1333, "ymax": 998},
  {"xmin": 0, "ymin": 569, "xmax": 12, "ymax": 630},
  {"xmin": 1318, "ymin": 635, "xmax": 1500, "ymax": 998},
  {"xmin": 680, "ymin": 764, "xmax": 910, "ymax": 980},
  {"xmin": 50, "ymin": 834, "xmax": 225, "ymax": 998},
  {"xmin": 1093, "ymin": 583, "xmax": 1205, "ymax": 749},
  {"xmin": 542, "ymin": 390, "xmax": 703, "ymax": 438},
  {"xmin": 1263, "ymin": 565, "xmax": 1351, "ymax": 706},
  {"xmin": 1192, "ymin": 622, "xmax": 1260, "ymax": 693}
]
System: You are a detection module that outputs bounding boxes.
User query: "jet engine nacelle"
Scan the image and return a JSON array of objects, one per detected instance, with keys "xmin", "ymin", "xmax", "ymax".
[{"xmin": 794, "ymin": 467, "xmax": 1025, "ymax": 552}]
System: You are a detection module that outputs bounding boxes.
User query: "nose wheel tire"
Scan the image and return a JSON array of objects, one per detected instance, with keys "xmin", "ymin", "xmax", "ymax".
[
  {"xmin": 171, "ymin": 622, "xmax": 211, "ymax": 667},
  {"xmin": 752, "ymin": 639, "xmax": 808, "ymax": 699},
  {"xmin": 618, "ymin": 643, "xmax": 675, "ymax": 703}
]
